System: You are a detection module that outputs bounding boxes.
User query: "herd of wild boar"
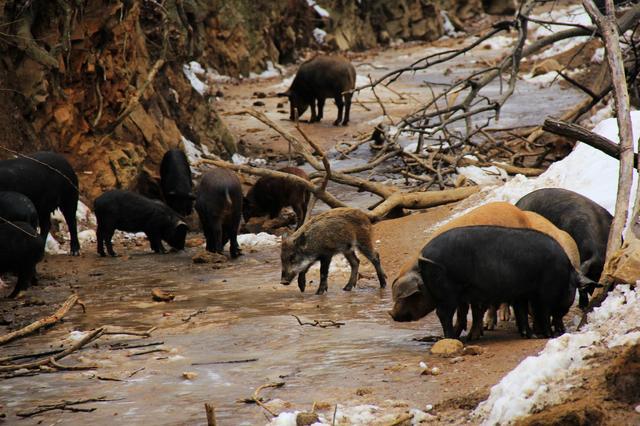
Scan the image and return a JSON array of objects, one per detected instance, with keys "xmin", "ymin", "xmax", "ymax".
[{"xmin": 0, "ymin": 54, "xmax": 615, "ymax": 342}]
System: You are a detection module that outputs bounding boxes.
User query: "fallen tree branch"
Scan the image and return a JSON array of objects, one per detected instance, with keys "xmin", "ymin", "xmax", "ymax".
[
  {"xmin": 0, "ymin": 294, "xmax": 81, "ymax": 346},
  {"xmin": 240, "ymin": 382, "xmax": 286, "ymax": 417},
  {"xmin": 16, "ymin": 396, "xmax": 121, "ymax": 418},
  {"xmin": 370, "ymin": 186, "xmax": 479, "ymax": 218}
]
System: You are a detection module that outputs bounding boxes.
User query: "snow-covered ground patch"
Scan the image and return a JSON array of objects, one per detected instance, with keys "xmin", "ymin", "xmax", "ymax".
[
  {"xmin": 457, "ymin": 164, "xmax": 508, "ymax": 186},
  {"xmin": 250, "ymin": 61, "xmax": 284, "ymax": 79},
  {"xmin": 235, "ymin": 232, "xmax": 280, "ymax": 248},
  {"xmin": 528, "ymin": 5, "xmax": 591, "ymax": 60},
  {"xmin": 313, "ymin": 28, "xmax": 327, "ymax": 44},
  {"xmin": 267, "ymin": 404, "xmax": 434, "ymax": 425},
  {"xmin": 475, "ymin": 285, "xmax": 640, "ymax": 424},
  {"xmin": 183, "ymin": 61, "xmax": 208, "ymax": 95},
  {"xmin": 181, "ymin": 135, "xmax": 212, "ymax": 174},
  {"xmin": 231, "ymin": 153, "xmax": 267, "ymax": 167},
  {"xmin": 306, "ymin": 0, "xmax": 330, "ymax": 18},
  {"xmin": 481, "ymin": 35, "xmax": 515, "ymax": 50}
]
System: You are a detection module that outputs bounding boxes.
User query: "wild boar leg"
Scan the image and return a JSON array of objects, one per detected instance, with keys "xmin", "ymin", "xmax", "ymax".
[
  {"xmin": 8, "ymin": 269, "xmax": 32, "ymax": 298},
  {"xmin": 343, "ymin": 250, "xmax": 360, "ymax": 291},
  {"xmin": 342, "ymin": 93, "xmax": 352, "ymax": 125},
  {"xmin": 309, "ymin": 100, "xmax": 318, "ymax": 122},
  {"xmin": 333, "ymin": 96, "xmax": 344, "ymax": 126},
  {"xmin": 149, "ymin": 235, "xmax": 166, "ymax": 254},
  {"xmin": 436, "ymin": 304, "xmax": 457, "ymax": 338},
  {"xmin": 292, "ymin": 202, "xmax": 305, "ymax": 229},
  {"xmin": 469, "ymin": 304, "xmax": 486, "ymax": 341},
  {"xmin": 316, "ymin": 255, "xmax": 331, "ymax": 295},
  {"xmin": 229, "ymin": 218, "xmax": 241, "ymax": 258},
  {"xmin": 513, "ymin": 300, "xmax": 532, "ymax": 338},
  {"xmin": 484, "ymin": 305, "xmax": 498, "ymax": 330},
  {"xmin": 61, "ymin": 201, "xmax": 80, "ymax": 256},
  {"xmin": 212, "ymin": 220, "xmax": 224, "ymax": 253},
  {"xmin": 317, "ymin": 98, "xmax": 325, "ymax": 121},
  {"xmin": 101, "ymin": 226, "xmax": 117, "ymax": 257},
  {"xmin": 97, "ymin": 225, "xmax": 106, "ymax": 257},
  {"xmin": 298, "ymin": 263, "xmax": 312, "ymax": 292},
  {"xmin": 358, "ymin": 243, "xmax": 387, "ymax": 288},
  {"xmin": 453, "ymin": 303, "xmax": 469, "ymax": 338}
]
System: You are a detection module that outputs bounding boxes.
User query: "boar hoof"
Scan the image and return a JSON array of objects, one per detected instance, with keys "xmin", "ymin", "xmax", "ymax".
[
  {"xmin": 315, "ymin": 287, "xmax": 327, "ymax": 295},
  {"xmin": 342, "ymin": 284, "xmax": 353, "ymax": 291},
  {"xmin": 332, "ymin": 120, "xmax": 340, "ymax": 126}
]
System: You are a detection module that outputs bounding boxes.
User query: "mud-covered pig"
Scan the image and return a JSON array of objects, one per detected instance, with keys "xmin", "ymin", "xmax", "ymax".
[
  {"xmin": 279, "ymin": 55, "xmax": 356, "ymax": 126},
  {"xmin": 516, "ymin": 188, "xmax": 612, "ymax": 308},
  {"xmin": 243, "ymin": 167, "xmax": 310, "ymax": 229},
  {"xmin": 94, "ymin": 190, "xmax": 188, "ymax": 257},
  {"xmin": 0, "ymin": 221, "xmax": 45, "ymax": 298},
  {"xmin": 0, "ymin": 191, "xmax": 38, "ymax": 229},
  {"xmin": 160, "ymin": 149, "xmax": 194, "ymax": 217},
  {"xmin": 0, "ymin": 151, "xmax": 80, "ymax": 255},
  {"xmin": 280, "ymin": 208, "xmax": 386, "ymax": 294},
  {"xmin": 418, "ymin": 226, "xmax": 586, "ymax": 339},
  {"xmin": 195, "ymin": 169, "xmax": 243, "ymax": 258}
]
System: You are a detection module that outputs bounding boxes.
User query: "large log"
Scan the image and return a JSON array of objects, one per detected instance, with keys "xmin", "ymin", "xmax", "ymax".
[{"xmin": 369, "ymin": 186, "xmax": 480, "ymax": 218}]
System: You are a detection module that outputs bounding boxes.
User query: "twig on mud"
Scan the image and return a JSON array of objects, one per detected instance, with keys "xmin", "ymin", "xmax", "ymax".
[
  {"xmin": 110, "ymin": 341, "xmax": 164, "ymax": 351},
  {"xmin": 49, "ymin": 358, "xmax": 97, "ymax": 371},
  {"xmin": 192, "ymin": 358, "xmax": 258, "ymax": 366},
  {"xmin": 240, "ymin": 381, "xmax": 285, "ymax": 417},
  {"xmin": 103, "ymin": 326, "xmax": 157, "ymax": 337},
  {"xmin": 182, "ymin": 309, "xmax": 207, "ymax": 322},
  {"xmin": 0, "ymin": 327, "xmax": 104, "ymax": 372},
  {"xmin": 127, "ymin": 348, "xmax": 167, "ymax": 357},
  {"xmin": 16, "ymin": 396, "xmax": 123, "ymax": 418},
  {"xmin": 128, "ymin": 367, "xmax": 145, "ymax": 377},
  {"xmin": 0, "ymin": 294, "xmax": 82, "ymax": 346},
  {"xmin": 291, "ymin": 315, "xmax": 345, "ymax": 329},
  {"xmin": 332, "ymin": 404, "xmax": 338, "ymax": 425},
  {"xmin": 0, "ymin": 348, "xmax": 65, "ymax": 363}
]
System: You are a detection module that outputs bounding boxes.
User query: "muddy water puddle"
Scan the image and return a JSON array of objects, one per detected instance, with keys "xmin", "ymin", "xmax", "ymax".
[{"xmin": 2, "ymin": 246, "xmax": 444, "ymax": 425}]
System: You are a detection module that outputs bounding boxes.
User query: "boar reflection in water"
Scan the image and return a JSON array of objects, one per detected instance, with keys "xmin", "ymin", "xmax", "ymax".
[{"xmin": 280, "ymin": 208, "xmax": 386, "ymax": 295}]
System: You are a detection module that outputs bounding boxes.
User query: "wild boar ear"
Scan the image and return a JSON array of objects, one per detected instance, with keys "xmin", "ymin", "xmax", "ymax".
[{"xmin": 417, "ymin": 256, "xmax": 445, "ymax": 271}]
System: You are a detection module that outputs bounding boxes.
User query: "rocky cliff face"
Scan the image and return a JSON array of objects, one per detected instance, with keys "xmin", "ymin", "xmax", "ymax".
[{"xmin": 0, "ymin": 0, "xmax": 493, "ymax": 202}]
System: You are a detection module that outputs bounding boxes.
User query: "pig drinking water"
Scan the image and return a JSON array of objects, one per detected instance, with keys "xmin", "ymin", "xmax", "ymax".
[
  {"xmin": 278, "ymin": 55, "xmax": 356, "ymax": 126},
  {"xmin": 243, "ymin": 167, "xmax": 310, "ymax": 229},
  {"xmin": 0, "ymin": 221, "xmax": 45, "ymax": 298},
  {"xmin": 94, "ymin": 190, "xmax": 188, "ymax": 256},
  {"xmin": 0, "ymin": 151, "xmax": 80, "ymax": 255},
  {"xmin": 516, "ymin": 188, "xmax": 612, "ymax": 308},
  {"xmin": 418, "ymin": 226, "xmax": 585, "ymax": 339},
  {"xmin": 280, "ymin": 208, "xmax": 386, "ymax": 294},
  {"xmin": 160, "ymin": 148, "xmax": 194, "ymax": 217},
  {"xmin": 195, "ymin": 168, "xmax": 243, "ymax": 258}
]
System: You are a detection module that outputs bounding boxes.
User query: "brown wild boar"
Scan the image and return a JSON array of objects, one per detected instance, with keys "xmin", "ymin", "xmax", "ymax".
[
  {"xmin": 280, "ymin": 208, "xmax": 386, "ymax": 295},
  {"xmin": 243, "ymin": 167, "xmax": 310, "ymax": 229},
  {"xmin": 278, "ymin": 55, "xmax": 356, "ymax": 126}
]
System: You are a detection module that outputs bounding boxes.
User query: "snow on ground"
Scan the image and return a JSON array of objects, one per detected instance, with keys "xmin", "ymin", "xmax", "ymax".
[
  {"xmin": 181, "ymin": 135, "xmax": 212, "ymax": 175},
  {"xmin": 527, "ymin": 5, "xmax": 592, "ymax": 60},
  {"xmin": 182, "ymin": 61, "xmax": 208, "ymax": 95},
  {"xmin": 234, "ymin": 232, "xmax": 280, "ymax": 248},
  {"xmin": 267, "ymin": 404, "xmax": 434, "ymax": 426},
  {"xmin": 306, "ymin": 0, "xmax": 330, "ymax": 18},
  {"xmin": 250, "ymin": 61, "xmax": 284, "ymax": 79},
  {"xmin": 475, "ymin": 284, "xmax": 640, "ymax": 425},
  {"xmin": 313, "ymin": 28, "xmax": 327, "ymax": 44}
]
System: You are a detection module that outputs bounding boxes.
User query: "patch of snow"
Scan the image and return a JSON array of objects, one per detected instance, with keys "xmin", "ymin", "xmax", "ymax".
[
  {"xmin": 234, "ymin": 232, "xmax": 280, "ymax": 248},
  {"xmin": 410, "ymin": 408, "xmax": 436, "ymax": 424},
  {"xmin": 45, "ymin": 235, "xmax": 66, "ymax": 255},
  {"xmin": 308, "ymin": 253, "xmax": 351, "ymax": 274},
  {"xmin": 250, "ymin": 61, "xmax": 283, "ymax": 79},
  {"xmin": 440, "ymin": 11, "xmax": 462, "ymax": 38},
  {"xmin": 183, "ymin": 61, "xmax": 208, "ymax": 95},
  {"xmin": 522, "ymin": 71, "xmax": 558, "ymax": 85},
  {"xmin": 528, "ymin": 5, "xmax": 591, "ymax": 60},
  {"xmin": 475, "ymin": 285, "xmax": 640, "ymax": 424},
  {"xmin": 313, "ymin": 28, "xmax": 327, "ymax": 44},
  {"xmin": 306, "ymin": 0, "xmax": 330, "ymax": 18},
  {"xmin": 355, "ymin": 74, "xmax": 370, "ymax": 88},
  {"xmin": 181, "ymin": 135, "xmax": 211, "ymax": 175},
  {"xmin": 78, "ymin": 230, "xmax": 96, "ymax": 245},
  {"xmin": 481, "ymin": 35, "xmax": 515, "ymax": 50},
  {"xmin": 231, "ymin": 153, "xmax": 267, "ymax": 167},
  {"xmin": 591, "ymin": 47, "xmax": 604, "ymax": 64},
  {"xmin": 457, "ymin": 165, "xmax": 508, "ymax": 186},
  {"xmin": 67, "ymin": 330, "xmax": 89, "ymax": 342}
]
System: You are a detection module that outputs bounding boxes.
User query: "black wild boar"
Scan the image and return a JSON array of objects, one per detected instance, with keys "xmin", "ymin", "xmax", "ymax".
[
  {"xmin": 516, "ymin": 188, "xmax": 612, "ymax": 309},
  {"xmin": 195, "ymin": 169, "xmax": 243, "ymax": 258},
  {"xmin": 278, "ymin": 55, "xmax": 356, "ymax": 126},
  {"xmin": 418, "ymin": 226, "xmax": 591, "ymax": 339},
  {"xmin": 0, "ymin": 191, "xmax": 38, "ymax": 229},
  {"xmin": 0, "ymin": 221, "xmax": 45, "ymax": 298},
  {"xmin": 243, "ymin": 167, "xmax": 310, "ymax": 229},
  {"xmin": 280, "ymin": 208, "xmax": 386, "ymax": 295},
  {"xmin": 0, "ymin": 151, "xmax": 80, "ymax": 255},
  {"xmin": 160, "ymin": 149, "xmax": 194, "ymax": 217},
  {"xmin": 94, "ymin": 190, "xmax": 188, "ymax": 257}
]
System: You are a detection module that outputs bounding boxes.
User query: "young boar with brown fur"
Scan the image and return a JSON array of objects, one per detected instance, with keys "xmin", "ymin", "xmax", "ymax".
[
  {"xmin": 278, "ymin": 55, "xmax": 356, "ymax": 126},
  {"xmin": 243, "ymin": 167, "xmax": 310, "ymax": 229},
  {"xmin": 280, "ymin": 208, "xmax": 386, "ymax": 295}
]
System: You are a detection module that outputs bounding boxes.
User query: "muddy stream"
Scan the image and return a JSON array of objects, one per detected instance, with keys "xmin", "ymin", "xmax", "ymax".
[{"xmin": 1, "ymin": 32, "xmax": 585, "ymax": 426}]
